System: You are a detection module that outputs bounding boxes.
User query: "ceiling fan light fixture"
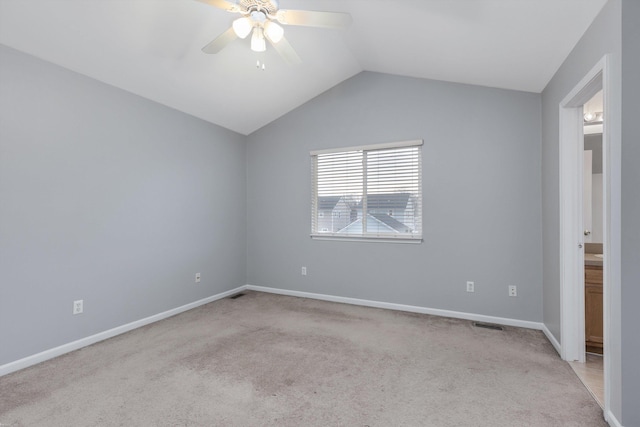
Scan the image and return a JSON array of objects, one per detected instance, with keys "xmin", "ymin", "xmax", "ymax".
[
  {"xmin": 232, "ymin": 17, "xmax": 253, "ymax": 39},
  {"xmin": 251, "ymin": 27, "xmax": 266, "ymax": 52},
  {"xmin": 199, "ymin": 0, "xmax": 351, "ymax": 63},
  {"xmin": 264, "ymin": 20, "xmax": 284, "ymax": 44}
]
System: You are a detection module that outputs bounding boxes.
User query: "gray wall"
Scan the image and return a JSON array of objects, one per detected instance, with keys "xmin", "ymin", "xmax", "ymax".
[
  {"xmin": 0, "ymin": 45, "xmax": 247, "ymax": 365},
  {"xmin": 540, "ymin": 0, "xmax": 638, "ymax": 422},
  {"xmin": 621, "ymin": 0, "xmax": 640, "ymax": 424},
  {"xmin": 541, "ymin": 0, "xmax": 621, "ymax": 348},
  {"xmin": 247, "ymin": 71, "xmax": 542, "ymax": 322}
]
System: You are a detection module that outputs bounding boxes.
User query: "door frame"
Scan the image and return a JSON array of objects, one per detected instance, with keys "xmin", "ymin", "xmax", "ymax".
[{"xmin": 559, "ymin": 55, "xmax": 612, "ymax": 413}]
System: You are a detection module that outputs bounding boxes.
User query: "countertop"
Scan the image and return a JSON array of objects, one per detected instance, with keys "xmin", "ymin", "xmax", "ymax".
[{"xmin": 585, "ymin": 253, "xmax": 603, "ymax": 267}]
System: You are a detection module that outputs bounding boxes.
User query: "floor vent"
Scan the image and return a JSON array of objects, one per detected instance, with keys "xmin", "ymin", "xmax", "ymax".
[
  {"xmin": 229, "ymin": 292, "xmax": 246, "ymax": 300},
  {"xmin": 472, "ymin": 322, "xmax": 504, "ymax": 331}
]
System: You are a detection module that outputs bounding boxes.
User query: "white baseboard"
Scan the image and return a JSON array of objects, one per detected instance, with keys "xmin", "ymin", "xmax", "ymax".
[
  {"xmin": 0, "ymin": 286, "xmax": 245, "ymax": 377},
  {"xmin": 244, "ymin": 284, "xmax": 545, "ymax": 331},
  {"xmin": 541, "ymin": 324, "xmax": 562, "ymax": 356},
  {"xmin": 2, "ymin": 283, "xmax": 622, "ymax": 424},
  {"xmin": 606, "ymin": 410, "xmax": 624, "ymax": 427},
  {"xmin": 0, "ymin": 284, "xmax": 567, "ymax": 379}
]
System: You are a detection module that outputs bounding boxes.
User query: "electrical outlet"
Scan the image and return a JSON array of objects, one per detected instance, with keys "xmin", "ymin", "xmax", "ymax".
[
  {"xmin": 73, "ymin": 300, "xmax": 83, "ymax": 315},
  {"xmin": 195, "ymin": 273, "xmax": 201, "ymax": 283},
  {"xmin": 509, "ymin": 285, "xmax": 517, "ymax": 297},
  {"xmin": 301, "ymin": 266, "xmax": 307, "ymax": 276},
  {"xmin": 466, "ymin": 281, "xmax": 475, "ymax": 292}
]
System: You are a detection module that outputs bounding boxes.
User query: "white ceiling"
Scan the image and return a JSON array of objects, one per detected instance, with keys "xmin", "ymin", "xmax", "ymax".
[{"xmin": 0, "ymin": 0, "xmax": 607, "ymax": 135}]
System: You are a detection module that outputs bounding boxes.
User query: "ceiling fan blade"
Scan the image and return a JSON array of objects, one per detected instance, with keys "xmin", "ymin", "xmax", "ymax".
[
  {"xmin": 268, "ymin": 36, "xmax": 301, "ymax": 65},
  {"xmin": 194, "ymin": 0, "xmax": 240, "ymax": 13},
  {"xmin": 202, "ymin": 27, "xmax": 238, "ymax": 54},
  {"xmin": 275, "ymin": 9, "xmax": 352, "ymax": 29}
]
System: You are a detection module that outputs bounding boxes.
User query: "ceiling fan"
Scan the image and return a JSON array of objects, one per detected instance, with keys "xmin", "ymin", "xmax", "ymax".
[{"xmin": 196, "ymin": 0, "xmax": 352, "ymax": 64}]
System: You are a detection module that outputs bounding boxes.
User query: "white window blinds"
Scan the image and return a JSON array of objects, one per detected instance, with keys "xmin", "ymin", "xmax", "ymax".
[{"xmin": 311, "ymin": 140, "xmax": 422, "ymax": 241}]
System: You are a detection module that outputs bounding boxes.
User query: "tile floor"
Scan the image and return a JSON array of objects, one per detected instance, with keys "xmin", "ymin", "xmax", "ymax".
[{"xmin": 569, "ymin": 353, "xmax": 604, "ymax": 408}]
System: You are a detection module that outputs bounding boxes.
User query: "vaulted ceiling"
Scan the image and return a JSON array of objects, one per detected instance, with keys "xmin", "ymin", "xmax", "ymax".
[{"xmin": 0, "ymin": 0, "xmax": 607, "ymax": 135}]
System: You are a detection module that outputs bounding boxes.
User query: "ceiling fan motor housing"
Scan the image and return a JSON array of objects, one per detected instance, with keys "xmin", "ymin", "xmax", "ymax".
[{"xmin": 239, "ymin": 0, "xmax": 279, "ymax": 15}]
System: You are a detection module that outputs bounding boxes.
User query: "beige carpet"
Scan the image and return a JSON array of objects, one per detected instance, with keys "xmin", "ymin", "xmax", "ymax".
[{"xmin": 0, "ymin": 291, "xmax": 605, "ymax": 426}]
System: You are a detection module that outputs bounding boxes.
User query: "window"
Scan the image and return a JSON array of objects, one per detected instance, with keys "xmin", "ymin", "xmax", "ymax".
[{"xmin": 311, "ymin": 140, "xmax": 422, "ymax": 242}]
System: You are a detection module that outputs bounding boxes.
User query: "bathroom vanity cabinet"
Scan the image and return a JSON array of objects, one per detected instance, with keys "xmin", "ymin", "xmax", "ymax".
[{"xmin": 585, "ymin": 264, "xmax": 603, "ymax": 354}]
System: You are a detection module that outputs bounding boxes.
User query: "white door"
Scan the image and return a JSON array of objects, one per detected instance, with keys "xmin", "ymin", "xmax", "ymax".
[{"xmin": 583, "ymin": 150, "xmax": 593, "ymax": 243}]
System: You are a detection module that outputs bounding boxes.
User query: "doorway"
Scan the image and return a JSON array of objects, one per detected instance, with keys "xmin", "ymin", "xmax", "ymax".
[
  {"xmin": 569, "ymin": 89, "xmax": 604, "ymax": 406},
  {"xmin": 559, "ymin": 56, "xmax": 611, "ymax": 415},
  {"xmin": 583, "ymin": 103, "xmax": 604, "ymax": 357}
]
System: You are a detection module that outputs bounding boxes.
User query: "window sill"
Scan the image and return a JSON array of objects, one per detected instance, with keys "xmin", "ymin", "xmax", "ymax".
[{"xmin": 310, "ymin": 234, "xmax": 423, "ymax": 244}]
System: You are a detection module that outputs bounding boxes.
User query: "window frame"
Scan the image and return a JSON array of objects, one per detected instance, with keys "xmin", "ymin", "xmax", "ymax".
[{"xmin": 310, "ymin": 139, "xmax": 423, "ymax": 243}]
